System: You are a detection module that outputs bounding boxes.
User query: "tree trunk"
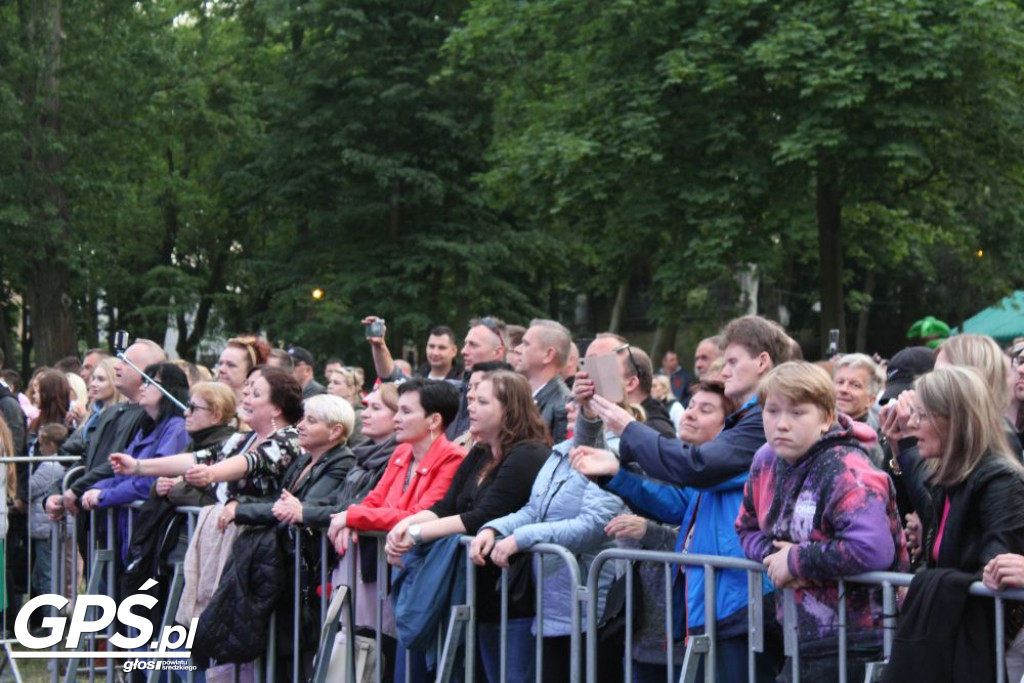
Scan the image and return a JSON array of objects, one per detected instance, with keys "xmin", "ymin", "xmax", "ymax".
[
  {"xmin": 816, "ymin": 156, "xmax": 845, "ymax": 355},
  {"xmin": 650, "ymin": 322, "xmax": 678, "ymax": 365},
  {"xmin": 23, "ymin": 0, "xmax": 77, "ymax": 365},
  {"xmin": 854, "ymin": 270, "xmax": 875, "ymax": 353},
  {"xmin": 608, "ymin": 277, "xmax": 630, "ymax": 334}
]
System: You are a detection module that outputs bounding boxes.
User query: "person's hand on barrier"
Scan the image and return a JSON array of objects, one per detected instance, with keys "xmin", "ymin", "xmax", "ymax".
[
  {"xmin": 984, "ymin": 554, "xmax": 1024, "ymax": 590},
  {"xmin": 272, "ymin": 490, "xmax": 303, "ymax": 525},
  {"xmin": 63, "ymin": 490, "xmax": 79, "ymax": 516},
  {"xmin": 490, "ymin": 535, "xmax": 520, "ymax": 568},
  {"xmin": 335, "ymin": 527, "xmax": 358, "ymax": 556},
  {"xmin": 80, "ymin": 489, "xmax": 102, "ymax": 511},
  {"xmin": 109, "ymin": 453, "xmax": 138, "ymax": 475},
  {"xmin": 184, "ymin": 463, "xmax": 212, "ymax": 488},
  {"xmin": 469, "ymin": 528, "xmax": 497, "ymax": 566},
  {"xmin": 13, "ymin": 498, "xmax": 26, "ymax": 514},
  {"xmin": 45, "ymin": 494, "xmax": 65, "ymax": 521},
  {"xmin": 327, "ymin": 512, "xmax": 348, "ymax": 546},
  {"xmin": 569, "ymin": 445, "xmax": 620, "ymax": 479},
  {"xmin": 572, "ymin": 372, "xmax": 596, "ymax": 417},
  {"xmin": 217, "ymin": 500, "xmax": 238, "ymax": 531},
  {"xmin": 588, "ymin": 395, "xmax": 635, "ymax": 436},
  {"xmin": 385, "ymin": 520, "xmax": 415, "ymax": 564},
  {"xmin": 154, "ymin": 476, "xmax": 180, "ymax": 497},
  {"xmin": 763, "ymin": 540, "xmax": 797, "ymax": 588},
  {"xmin": 904, "ymin": 512, "xmax": 923, "ymax": 563},
  {"xmin": 605, "ymin": 514, "xmax": 646, "ymax": 541}
]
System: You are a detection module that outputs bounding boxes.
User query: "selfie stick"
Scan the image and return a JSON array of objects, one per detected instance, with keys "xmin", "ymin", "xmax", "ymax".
[{"xmin": 113, "ymin": 330, "xmax": 188, "ymax": 412}]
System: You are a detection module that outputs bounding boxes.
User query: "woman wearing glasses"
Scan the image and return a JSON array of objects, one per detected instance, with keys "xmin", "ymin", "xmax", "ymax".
[
  {"xmin": 882, "ymin": 365, "xmax": 1024, "ymax": 680},
  {"xmin": 150, "ymin": 381, "xmax": 239, "ymax": 505},
  {"xmin": 110, "ymin": 366, "xmax": 303, "ymax": 525}
]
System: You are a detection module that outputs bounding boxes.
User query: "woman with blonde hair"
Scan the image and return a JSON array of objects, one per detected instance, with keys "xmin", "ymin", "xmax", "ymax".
[
  {"xmin": 327, "ymin": 367, "xmax": 364, "ymax": 444},
  {"xmin": 883, "ymin": 366, "xmax": 1024, "ymax": 680},
  {"xmin": 885, "ymin": 365, "xmax": 1024, "ymax": 569},
  {"xmin": 934, "ymin": 334, "xmax": 1021, "ymax": 455}
]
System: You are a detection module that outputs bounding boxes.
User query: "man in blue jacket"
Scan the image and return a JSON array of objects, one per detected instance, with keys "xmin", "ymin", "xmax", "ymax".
[{"xmin": 576, "ymin": 316, "xmax": 792, "ymax": 489}]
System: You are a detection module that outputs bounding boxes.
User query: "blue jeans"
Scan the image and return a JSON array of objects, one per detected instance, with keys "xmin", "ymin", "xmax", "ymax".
[
  {"xmin": 393, "ymin": 642, "xmax": 431, "ymax": 683},
  {"xmin": 477, "ymin": 618, "xmax": 535, "ymax": 683},
  {"xmin": 632, "ymin": 661, "xmax": 682, "ymax": 683},
  {"xmin": 31, "ymin": 539, "xmax": 54, "ymax": 604}
]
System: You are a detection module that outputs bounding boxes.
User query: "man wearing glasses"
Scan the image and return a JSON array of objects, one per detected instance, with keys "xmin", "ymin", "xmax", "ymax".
[
  {"xmin": 47, "ymin": 339, "xmax": 165, "ymax": 561},
  {"xmin": 577, "ymin": 333, "xmax": 677, "ymax": 439}
]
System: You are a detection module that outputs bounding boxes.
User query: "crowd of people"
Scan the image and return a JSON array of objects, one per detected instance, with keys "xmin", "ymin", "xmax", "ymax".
[{"xmin": 0, "ymin": 314, "xmax": 1022, "ymax": 682}]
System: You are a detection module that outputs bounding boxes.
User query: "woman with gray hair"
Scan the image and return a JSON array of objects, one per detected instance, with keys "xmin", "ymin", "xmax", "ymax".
[{"xmin": 237, "ymin": 393, "xmax": 357, "ymax": 526}]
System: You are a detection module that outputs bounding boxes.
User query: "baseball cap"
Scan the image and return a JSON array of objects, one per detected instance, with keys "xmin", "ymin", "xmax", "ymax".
[
  {"xmin": 288, "ymin": 346, "xmax": 315, "ymax": 367},
  {"xmin": 879, "ymin": 346, "xmax": 935, "ymax": 404}
]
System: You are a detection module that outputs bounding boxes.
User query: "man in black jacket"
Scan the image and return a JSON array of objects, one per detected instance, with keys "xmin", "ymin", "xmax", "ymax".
[
  {"xmin": 45, "ymin": 340, "xmax": 163, "ymax": 565},
  {"xmin": 578, "ymin": 334, "xmax": 677, "ymax": 439}
]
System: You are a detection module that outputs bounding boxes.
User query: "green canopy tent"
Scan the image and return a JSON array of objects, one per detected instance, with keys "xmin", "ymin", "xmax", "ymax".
[{"xmin": 957, "ymin": 291, "xmax": 1024, "ymax": 344}]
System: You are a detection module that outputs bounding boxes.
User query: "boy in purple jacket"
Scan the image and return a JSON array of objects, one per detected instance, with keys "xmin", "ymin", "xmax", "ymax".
[{"xmin": 735, "ymin": 362, "xmax": 907, "ymax": 682}]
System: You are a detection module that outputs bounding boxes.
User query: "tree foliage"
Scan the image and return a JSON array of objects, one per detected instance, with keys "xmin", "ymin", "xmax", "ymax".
[{"xmin": 0, "ymin": 0, "xmax": 1021, "ymax": 367}]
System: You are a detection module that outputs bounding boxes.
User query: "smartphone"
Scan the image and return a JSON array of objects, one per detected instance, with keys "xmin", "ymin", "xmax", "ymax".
[
  {"xmin": 827, "ymin": 328, "xmax": 840, "ymax": 356},
  {"xmin": 365, "ymin": 319, "xmax": 385, "ymax": 338},
  {"xmin": 580, "ymin": 354, "xmax": 625, "ymax": 404},
  {"xmin": 113, "ymin": 330, "xmax": 130, "ymax": 353}
]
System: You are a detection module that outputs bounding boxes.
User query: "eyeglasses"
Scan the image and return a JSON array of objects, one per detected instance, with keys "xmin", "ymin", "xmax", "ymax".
[
  {"xmin": 185, "ymin": 402, "xmax": 211, "ymax": 414},
  {"xmin": 475, "ymin": 316, "xmax": 507, "ymax": 347},
  {"xmin": 613, "ymin": 343, "xmax": 641, "ymax": 378}
]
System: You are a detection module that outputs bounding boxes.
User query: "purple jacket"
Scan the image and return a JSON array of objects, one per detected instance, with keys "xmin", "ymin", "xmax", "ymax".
[
  {"xmin": 93, "ymin": 415, "xmax": 189, "ymax": 562},
  {"xmin": 735, "ymin": 414, "xmax": 908, "ymax": 654}
]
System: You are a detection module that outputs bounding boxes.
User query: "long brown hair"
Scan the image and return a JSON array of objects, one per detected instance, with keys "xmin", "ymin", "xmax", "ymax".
[
  {"xmin": 477, "ymin": 371, "xmax": 550, "ymax": 478},
  {"xmin": 30, "ymin": 369, "xmax": 71, "ymax": 432},
  {"xmin": 916, "ymin": 366, "xmax": 1019, "ymax": 487}
]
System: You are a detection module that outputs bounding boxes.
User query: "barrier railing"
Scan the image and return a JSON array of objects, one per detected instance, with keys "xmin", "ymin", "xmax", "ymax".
[
  {"xmin": 585, "ymin": 547, "xmax": 1024, "ymax": 683},
  {"xmin": 13, "ymin": 476, "xmax": 1024, "ymax": 683}
]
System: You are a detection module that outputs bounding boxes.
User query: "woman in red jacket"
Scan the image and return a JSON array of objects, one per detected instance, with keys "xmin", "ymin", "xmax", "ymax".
[{"xmin": 329, "ymin": 378, "xmax": 465, "ymax": 552}]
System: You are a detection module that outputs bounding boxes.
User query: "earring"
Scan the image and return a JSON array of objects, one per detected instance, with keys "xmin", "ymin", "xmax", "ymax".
[{"xmin": 271, "ymin": 417, "xmax": 279, "ymax": 433}]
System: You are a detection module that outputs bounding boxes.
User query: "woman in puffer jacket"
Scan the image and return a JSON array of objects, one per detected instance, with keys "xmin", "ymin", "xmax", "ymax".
[{"xmin": 470, "ymin": 423, "xmax": 624, "ymax": 682}]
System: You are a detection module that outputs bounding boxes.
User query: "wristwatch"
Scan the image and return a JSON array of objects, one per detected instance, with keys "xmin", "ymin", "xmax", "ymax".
[{"xmin": 408, "ymin": 524, "xmax": 423, "ymax": 546}]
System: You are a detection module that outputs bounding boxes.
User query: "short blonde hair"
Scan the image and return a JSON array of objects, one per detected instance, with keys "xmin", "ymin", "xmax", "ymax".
[
  {"xmin": 757, "ymin": 361, "xmax": 836, "ymax": 422},
  {"xmin": 190, "ymin": 382, "xmax": 237, "ymax": 426},
  {"xmin": 937, "ymin": 334, "xmax": 1011, "ymax": 410},
  {"xmin": 916, "ymin": 366, "xmax": 1019, "ymax": 486},
  {"xmin": 329, "ymin": 367, "xmax": 358, "ymax": 390},
  {"xmin": 304, "ymin": 394, "xmax": 356, "ymax": 443}
]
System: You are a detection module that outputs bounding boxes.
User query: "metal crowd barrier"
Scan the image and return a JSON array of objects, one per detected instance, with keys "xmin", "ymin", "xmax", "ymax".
[
  {"xmin": 310, "ymin": 531, "xmax": 586, "ymax": 683},
  {"xmin": 585, "ymin": 547, "xmax": 1024, "ymax": 683},
  {"xmin": 12, "ymin": 474, "xmax": 1024, "ymax": 683}
]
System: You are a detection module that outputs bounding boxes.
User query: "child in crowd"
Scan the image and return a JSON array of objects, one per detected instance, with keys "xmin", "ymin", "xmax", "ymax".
[{"xmin": 735, "ymin": 362, "xmax": 907, "ymax": 681}]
